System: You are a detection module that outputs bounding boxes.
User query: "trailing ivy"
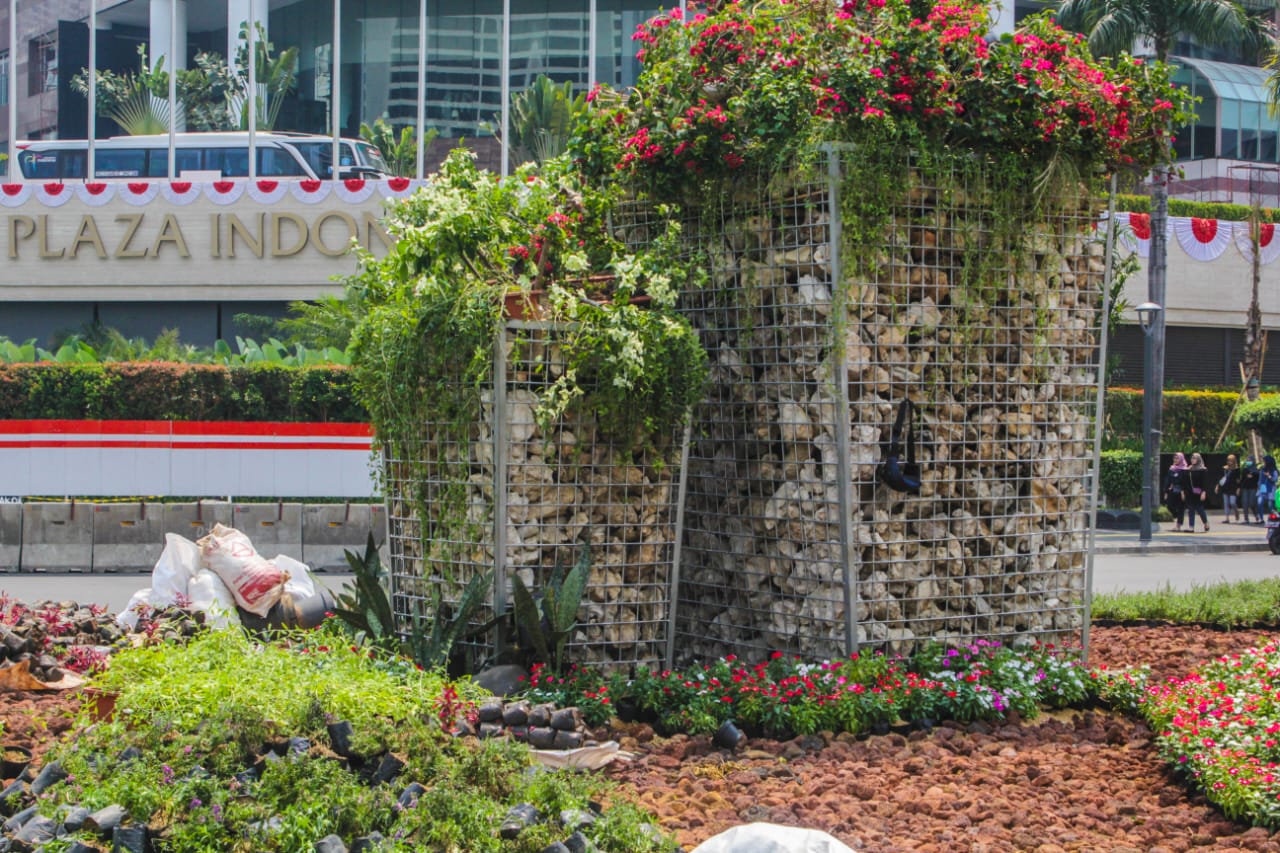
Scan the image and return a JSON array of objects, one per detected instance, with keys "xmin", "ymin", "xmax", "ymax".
[{"xmin": 345, "ymin": 150, "xmax": 709, "ymax": 565}]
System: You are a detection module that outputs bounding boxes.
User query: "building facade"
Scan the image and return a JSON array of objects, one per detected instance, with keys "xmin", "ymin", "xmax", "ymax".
[{"xmin": 1, "ymin": 0, "xmax": 1279, "ymax": 376}]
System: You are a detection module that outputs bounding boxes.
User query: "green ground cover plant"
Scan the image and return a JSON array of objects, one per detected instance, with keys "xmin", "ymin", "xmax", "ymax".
[{"xmin": 43, "ymin": 627, "xmax": 669, "ymax": 853}]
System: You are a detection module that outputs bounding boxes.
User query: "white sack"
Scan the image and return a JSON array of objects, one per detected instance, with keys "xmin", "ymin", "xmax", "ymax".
[
  {"xmin": 276, "ymin": 554, "xmax": 316, "ymax": 599},
  {"xmin": 196, "ymin": 523, "xmax": 290, "ymax": 617},
  {"xmin": 116, "ymin": 588, "xmax": 154, "ymax": 631},
  {"xmin": 150, "ymin": 533, "xmax": 201, "ymax": 608},
  {"xmin": 187, "ymin": 569, "xmax": 242, "ymax": 629},
  {"xmin": 690, "ymin": 823, "xmax": 858, "ymax": 853}
]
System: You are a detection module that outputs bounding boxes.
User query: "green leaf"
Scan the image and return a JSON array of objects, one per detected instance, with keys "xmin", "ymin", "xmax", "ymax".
[
  {"xmin": 553, "ymin": 546, "xmax": 589, "ymax": 634},
  {"xmin": 511, "ymin": 573, "xmax": 551, "ymax": 665}
]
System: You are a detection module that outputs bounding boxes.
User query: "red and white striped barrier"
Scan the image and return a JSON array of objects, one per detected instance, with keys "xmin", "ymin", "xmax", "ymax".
[{"xmin": 0, "ymin": 420, "xmax": 376, "ymax": 497}]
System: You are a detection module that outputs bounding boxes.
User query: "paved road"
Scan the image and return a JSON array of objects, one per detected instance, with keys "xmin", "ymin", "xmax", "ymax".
[
  {"xmin": 1091, "ymin": 550, "xmax": 1280, "ymax": 595},
  {"xmin": 0, "ymin": 572, "xmax": 353, "ymax": 613},
  {"xmin": 4, "ymin": 548, "xmax": 1280, "ymax": 614}
]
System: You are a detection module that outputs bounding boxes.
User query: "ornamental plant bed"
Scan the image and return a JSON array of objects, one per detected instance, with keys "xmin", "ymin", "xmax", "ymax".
[{"xmin": 4, "ymin": 625, "xmax": 1280, "ymax": 851}]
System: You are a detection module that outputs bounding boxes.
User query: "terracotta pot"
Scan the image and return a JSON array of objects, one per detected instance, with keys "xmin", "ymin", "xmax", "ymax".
[
  {"xmin": 82, "ymin": 687, "xmax": 119, "ymax": 722},
  {"xmin": 503, "ymin": 289, "xmax": 549, "ymax": 321}
]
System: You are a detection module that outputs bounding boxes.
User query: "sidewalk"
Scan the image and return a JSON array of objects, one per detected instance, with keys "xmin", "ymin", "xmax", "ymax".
[{"xmin": 1093, "ymin": 519, "xmax": 1271, "ymax": 555}]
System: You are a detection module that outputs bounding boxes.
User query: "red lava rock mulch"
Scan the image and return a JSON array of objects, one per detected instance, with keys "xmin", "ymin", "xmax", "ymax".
[{"xmin": 605, "ymin": 625, "xmax": 1280, "ymax": 852}]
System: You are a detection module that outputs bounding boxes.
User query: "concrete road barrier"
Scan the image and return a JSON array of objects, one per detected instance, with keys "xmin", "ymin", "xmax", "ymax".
[
  {"xmin": 92, "ymin": 502, "xmax": 167, "ymax": 572},
  {"xmin": 162, "ymin": 502, "xmax": 233, "ymax": 544},
  {"xmin": 232, "ymin": 503, "xmax": 303, "ymax": 562},
  {"xmin": 21, "ymin": 502, "xmax": 93, "ymax": 572},
  {"xmin": 7, "ymin": 501, "xmax": 388, "ymax": 573},
  {"xmin": 301, "ymin": 504, "xmax": 386, "ymax": 571},
  {"xmin": 0, "ymin": 504, "xmax": 21, "ymax": 573}
]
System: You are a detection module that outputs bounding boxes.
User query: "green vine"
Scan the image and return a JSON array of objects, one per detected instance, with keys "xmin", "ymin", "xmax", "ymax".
[{"xmin": 346, "ymin": 150, "xmax": 709, "ymax": 565}]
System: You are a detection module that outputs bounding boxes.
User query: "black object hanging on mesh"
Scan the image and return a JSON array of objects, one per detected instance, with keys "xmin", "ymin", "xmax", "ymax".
[{"xmin": 877, "ymin": 399, "xmax": 921, "ymax": 494}]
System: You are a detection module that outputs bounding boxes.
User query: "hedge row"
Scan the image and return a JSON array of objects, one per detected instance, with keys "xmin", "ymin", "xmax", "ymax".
[
  {"xmin": 1105, "ymin": 388, "xmax": 1253, "ymax": 451},
  {"xmin": 0, "ymin": 363, "xmax": 365, "ymax": 422},
  {"xmin": 1117, "ymin": 194, "xmax": 1280, "ymax": 223}
]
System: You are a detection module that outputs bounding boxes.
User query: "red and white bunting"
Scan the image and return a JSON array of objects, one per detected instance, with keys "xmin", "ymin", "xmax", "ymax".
[
  {"xmin": 34, "ymin": 182, "xmax": 73, "ymax": 207},
  {"xmin": 290, "ymin": 179, "xmax": 333, "ymax": 203},
  {"xmin": 160, "ymin": 181, "xmax": 202, "ymax": 206},
  {"xmin": 1233, "ymin": 220, "xmax": 1280, "ymax": 266},
  {"xmin": 75, "ymin": 182, "xmax": 116, "ymax": 206},
  {"xmin": 246, "ymin": 179, "xmax": 290, "ymax": 205},
  {"xmin": 119, "ymin": 181, "xmax": 161, "ymax": 206},
  {"xmin": 1115, "ymin": 211, "xmax": 1151, "ymax": 258},
  {"xmin": 0, "ymin": 183, "xmax": 32, "ymax": 207},
  {"xmin": 383, "ymin": 177, "xmax": 420, "ymax": 199},
  {"xmin": 1172, "ymin": 216, "xmax": 1232, "ymax": 262},
  {"xmin": 333, "ymin": 178, "xmax": 377, "ymax": 204},
  {"xmin": 0, "ymin": 179, "xmax": 422, "ymax": 209},
  {"xmin": 204, "ymin": 181, "xmax": 247, "ymax": 205}
]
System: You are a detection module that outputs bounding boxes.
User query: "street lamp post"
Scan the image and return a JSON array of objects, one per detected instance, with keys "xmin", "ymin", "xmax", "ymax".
[{"xmin": 1137, "ymin": 301, "xmax": 1163, "ymax": 542}]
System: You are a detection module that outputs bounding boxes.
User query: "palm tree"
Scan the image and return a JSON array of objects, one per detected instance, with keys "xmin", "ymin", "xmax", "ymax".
[{"xmin": 1055, "ymin": 0, "xmax": 1265, "ymax": 503}]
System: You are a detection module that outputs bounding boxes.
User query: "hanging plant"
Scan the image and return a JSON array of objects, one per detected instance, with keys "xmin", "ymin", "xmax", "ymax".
[{"xmin": 347, "ymin": 148, "xmax": 708, "ymax": 477}]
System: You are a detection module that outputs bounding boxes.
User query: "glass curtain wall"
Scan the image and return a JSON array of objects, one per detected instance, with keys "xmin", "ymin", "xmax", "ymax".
[{"xmin": 228, "ymin": 0, "xmax": 662, "ymax": 173}]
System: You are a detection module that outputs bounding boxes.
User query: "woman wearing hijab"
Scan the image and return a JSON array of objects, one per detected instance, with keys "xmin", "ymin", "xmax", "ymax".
[
  {"xmin": 1259, "ymin": 455, "xmax": 1279, "ymax": 523},
  {"xmin": 1215, "ymin": 453, "xmax": 1241, "ymax": 524},
  {"xmin": 1241, "ymin": 457, "xmax": 1262, "ymax": 523},
  {"xmin": 1164, "ymin": 452, "xmax": 1189, "ymax": 532},
  {"xmin": 1185, "ymin": 452, "xmax": 1210, "ymax": 533}
]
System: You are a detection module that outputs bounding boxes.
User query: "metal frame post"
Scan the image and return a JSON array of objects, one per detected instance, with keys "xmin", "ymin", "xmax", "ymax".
[{"xmin": 1083, "ymin": 174, "xmax": 1120, "ymax": 661}]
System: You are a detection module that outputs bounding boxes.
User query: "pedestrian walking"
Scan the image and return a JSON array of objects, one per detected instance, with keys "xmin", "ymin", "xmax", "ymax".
[
  {"xmin": 1241, "ymin": 457, "xmax": 1262, "ymax": 523},
  {"xmin": 1164, "ymin": 452, "xmax": 1190, "ymax": 532},
  {"xmin": 1260, "ymin": 455, "xmax": 1279, "ymax": 524},
  {"xmin": 1185, "ymin": 452, "xmax": 1210, "ymax": 533},
  {"xmin": 1215, "ymin": 453, "xmax": 1241, "ymax": 524}
]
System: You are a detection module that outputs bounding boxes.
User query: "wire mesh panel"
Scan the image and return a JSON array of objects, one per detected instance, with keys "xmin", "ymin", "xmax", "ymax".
[
  {"xmin": 385, "ymin": 319, "xmax": 687, "ymax": 672},
  {"xmin": 618, "ymin": 148, "xmax": 1103, "ymax": 662}
]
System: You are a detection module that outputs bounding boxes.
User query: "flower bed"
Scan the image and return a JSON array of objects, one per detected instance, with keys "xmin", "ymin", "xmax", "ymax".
[{"xmin": 1127, "ymin": 638, "xmax": 1280, "ymax": 829}]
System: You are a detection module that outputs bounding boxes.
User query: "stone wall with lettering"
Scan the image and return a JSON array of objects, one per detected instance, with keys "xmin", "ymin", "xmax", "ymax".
[{"xmin": 0, "ymin": 179, "xmax": 415, "ymax": 301}]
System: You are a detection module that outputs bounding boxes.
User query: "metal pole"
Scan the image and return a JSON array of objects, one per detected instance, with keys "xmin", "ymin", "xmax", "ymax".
[
  {"xmin": 167, "ymin": 0, "xmax": 176, "ymax": 179},
  {"xmin": 247, "ymin": 3, "xmax": 256, "ymax": 180},
  {"xmin": 88, "ymin": 0, "xmax": 96, "ymax": 179},
  {"xmin": 1083, "ymin": 173, "xmax": 1120, "ymax": 662},
  {"xmin": 824, "ymin": 145, "xmax": 858, "ymax": 656},
  {"xmin": 492, "ymin": 323, "xmax": 509, "ymax": 656},
  {"xmin": 664, "ymin": 419, "xmax": 693, "ymax": 669},
  {"xmin": 500, "ymin": 0, "xmax": 510, "ymax": 178},
  {"xmin": 331, "ymin": 0, "xmax": 340, "ymax": 181},
  {"xmin": 7, "ymin": 0, "xmax": 16, "ymax": 182},
  {"xmin": 587, "ymin": 0, "xmax": 596, "ymax": 91},
  {"xmin": 415, "ymin": 0, "xmax": 426, "ymax": 180},
  {"xmin": 1140, "ymin": 321, "xmax": 1159, "ymax": 541}
]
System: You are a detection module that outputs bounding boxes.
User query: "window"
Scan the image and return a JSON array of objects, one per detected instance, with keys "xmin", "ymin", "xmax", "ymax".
[
  {"xmin": 0, "ymin": 51, "xmax": 8, "ymax": 107},
  {"xmin": 28, "ymin": 36, "xmax": 56, "ymax": 96},
  {"xmin": 95, "ymin": 149, "xmax": 145, "ymax": 178}
]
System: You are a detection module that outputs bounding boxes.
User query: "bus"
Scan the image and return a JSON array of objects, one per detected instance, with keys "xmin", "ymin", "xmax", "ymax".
[{"xmin": 14, "ymin": 132, "xmax": 392, "ymax": 182}]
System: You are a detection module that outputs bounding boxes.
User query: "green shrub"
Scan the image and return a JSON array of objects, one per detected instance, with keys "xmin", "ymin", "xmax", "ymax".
[
  {"xmin": 1117, "ymin": 194, "xmax": 1280, "ymax": 223},
  {"xmin": 0, "ymin": 363, "xmax": 365, "ymax": 421},
  {"xmin": 1105, "ymin": 388, "xmax": 1252, "ymax": 450},
  {"xmin": 1099, "ymin": 449, "xmax": 1142, "ymax": 508},
  {"xmin": 1236, "ymin": 396, "xmax": 1280, "ymax": 450}
]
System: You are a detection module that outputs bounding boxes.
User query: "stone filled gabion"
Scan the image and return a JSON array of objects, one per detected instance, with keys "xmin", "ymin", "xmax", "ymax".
[
  {"xmin": 384, "ymin": 322, "xmax": 685, "ymax": 672},
  {"xmin": 631, "ymin": 153, "xmax": 1103, "ymax": 663}
]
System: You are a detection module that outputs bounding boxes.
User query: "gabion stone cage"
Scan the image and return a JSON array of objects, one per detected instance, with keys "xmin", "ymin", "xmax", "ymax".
[
  {"xmin": 385, "ymin": 321, "xmax": 688, "ymax": 672},
  {"xmin": 620, "ymin": 148, "xmax": 1105, "ymax": 663}
]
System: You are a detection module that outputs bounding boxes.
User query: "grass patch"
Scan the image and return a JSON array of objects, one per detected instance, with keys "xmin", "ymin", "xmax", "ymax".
[{"xmin": 1092, "ymin": 578, "xmax": 1280, "ymax": 628}]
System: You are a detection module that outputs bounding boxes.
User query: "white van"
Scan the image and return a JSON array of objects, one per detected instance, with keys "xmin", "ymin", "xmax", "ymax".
[{"xmin": 15, "ymin": 132, "xmax": 391, "ymax": 182}]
